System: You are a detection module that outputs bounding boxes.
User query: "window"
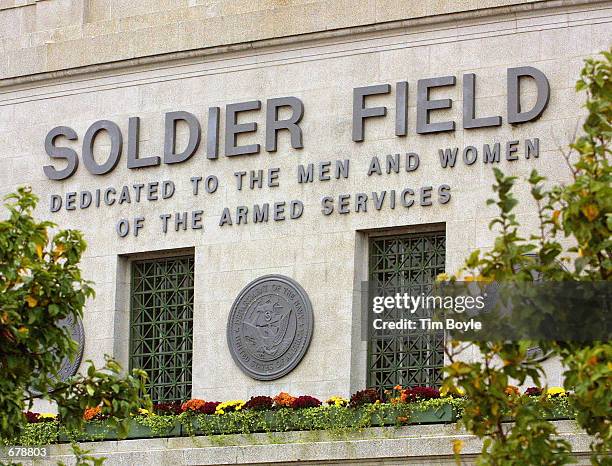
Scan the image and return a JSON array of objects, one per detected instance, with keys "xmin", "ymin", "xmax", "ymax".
[
  {"xmin": 129, "ymin": 255, "xmax": 194, "ymax": 403},
  {"xmin": 367, "ymin": 230, "xmax": 445, "ymax": 392}
]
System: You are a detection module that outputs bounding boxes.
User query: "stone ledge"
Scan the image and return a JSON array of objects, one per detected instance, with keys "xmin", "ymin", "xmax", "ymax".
[
  {"xmin": 22, "ymin": 420, "xmax": 591, "ymax": 465},
  {"xmin": 0, "ymin": 0, "xmax": 38, "ymax": 12},
  {"xmin": 1, "ymin": 0, "xmax": 608, "ymax": 84}
]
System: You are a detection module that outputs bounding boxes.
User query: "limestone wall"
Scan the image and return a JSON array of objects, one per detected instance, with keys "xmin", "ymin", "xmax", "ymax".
[
  {"xmin": 0, "ymin": 0, "xmax": 610, "ymax": 403},
  {"xmin": 0, "ymin": 0, "xmax": 566, "ymax": 79}
]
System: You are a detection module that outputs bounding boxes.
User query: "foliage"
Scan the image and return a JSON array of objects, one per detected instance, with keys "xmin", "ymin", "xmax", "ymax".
[
  {"xmin": 559, "ymin": 343, "xmax": 612, "ymax": 462},
  {"xmin": 557, "ymin": 48, "xmax": 612, "ymax": 280},
  {"xmin": 0, "ymin": 188, "xmax": 150, "ymax": 443},
  {"xmin": 136, "ymin": 414, "xmax": 181, "ymax": 436},
  {"xmin": 442, "ymin": 49, "xmax": 611, "ymax": 465},
  {"xmin": 9, "ymin": 395, "xmax": 578, "ymax": 446},
  {"xmin": 3, "ymin": 421, "xmax": 59, "ymax": 446},
  {"xmin": 58, "ymin": 357, "xmax": 149, "ymax": 437}
]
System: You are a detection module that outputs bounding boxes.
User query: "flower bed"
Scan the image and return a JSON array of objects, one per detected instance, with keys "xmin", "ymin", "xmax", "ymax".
[{"xmin": 7, "ymin": 387, "xmax": 575, "ymax": 446}]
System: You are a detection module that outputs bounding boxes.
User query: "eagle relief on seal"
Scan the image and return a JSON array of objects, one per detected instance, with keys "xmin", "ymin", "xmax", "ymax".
[{"xmin": 227, "ymin": 275, "xmax": 314, "ymax": 380}]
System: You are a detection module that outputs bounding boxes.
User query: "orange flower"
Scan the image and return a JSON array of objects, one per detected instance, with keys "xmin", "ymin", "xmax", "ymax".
[
  {"xmin": 273, "ymin": 392, "xmax": 296, "ymax": 407},
  {"xmin": 83, "ymin": 406, "xmax": 101, "ymax": 421},
  {"xmin": 504, "ymin": 386, "xmax": 520, "ymax": 396},
  {"xmin": 181, "ymin": 399, "xmax": 206, "ymax": 412}
]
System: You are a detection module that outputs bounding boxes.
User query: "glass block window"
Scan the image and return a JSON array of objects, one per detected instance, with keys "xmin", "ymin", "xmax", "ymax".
[
  {"xmin": 130, "ymin": 255, "xmax": 194, "ymax": 403},
  {"xmin": 367, "ymin": 231, "xmax": 445, "ymax": 392}
]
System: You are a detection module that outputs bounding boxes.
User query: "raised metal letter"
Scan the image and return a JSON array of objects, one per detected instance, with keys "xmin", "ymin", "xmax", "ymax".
[
  {"xmin": 507, "ymin": 66, "xmax": 550, "ymax": 124},
  {"xmin": 164, "ymin": 111, "xmax": 201, "ymax": 164},
  {"xmin": 265, "ymin": 97, "xmax": 304, "ymax": 152},
  {"xmin": 463, "ymin": 73, "xmax": 502, "ymax": 129},
  {"xmin": 225, "ymin": 100, "xmax": 261, "ymax": 156},
  {"xmin": 44, "ymin": 126, "xmax": 79, "ymax": 180},
  {"xmin": 82, "ymin": 120, "xmax": 122, "ymax": 175},
  {"xmin": 127, "ymin": 117, "xmax": 160, "ymax": 169},
  {"xmin": 352, "ymin": 84, "xmax": 391, "ymax": 142},
  {"xmin": 416, "ymin": 76, "xmax": 456, "ymax": 134}
]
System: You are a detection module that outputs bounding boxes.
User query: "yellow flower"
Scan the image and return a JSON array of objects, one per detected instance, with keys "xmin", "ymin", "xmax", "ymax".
[
  {"xmin": 546, "ymin": 387, "xmax": 566, "ymax": 398},
  {"xmin": 215, "ymin": 400, "xmax": 245, "ymax": 415},
  {"xmin": 39, "ymin": 413, "xmax": 57, "ymax": 419},
  {"xmin": 326, "ymin": 396, "xmax": 348, "ymax": 407}
]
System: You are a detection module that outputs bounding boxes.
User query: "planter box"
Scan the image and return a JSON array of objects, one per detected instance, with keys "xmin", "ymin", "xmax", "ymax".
[
  {"xmin": 371, "ymin": 403, "xmax": 457, "ymax": 426},
  {"xmin": 58, "ymin": 418, "xmax": 181, "ymax": 443},
  {"xmin": 125, "ymin": 418, "xmax": 182, "ymax": 439},
  {"xmin": 58, "ymin": 421, "xmax": 113, "ymax": 443},
  {"xmin": 168, "ymin": 404, "xmax": 460, "ymax": 438},
  {"xmin": 57, "ymin": 404, "xmax": 459, "ymax": 442},
  {"xmin": 407, "ymin": 403, "xmax": 458, "ymax": 424},
  {"xmin": 500, "ymin": 400, "xmax": 575, "ymax": 423},
  {"xmin": 186, "ymin": 411, "xmax": 277, "ymax": 436}
]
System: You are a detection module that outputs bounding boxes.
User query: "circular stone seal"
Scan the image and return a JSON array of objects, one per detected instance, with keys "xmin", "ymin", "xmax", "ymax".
[
  {"xmin": 30, "ymin": 314, "xmax": 85, "ymax": 394},
  {"xmin": 56, "ymin": 314, "xmax": 85, "ymax": 381},
  {"xmin": 227, "ymin": 275, "xmax": 314, "ymax": 381}
]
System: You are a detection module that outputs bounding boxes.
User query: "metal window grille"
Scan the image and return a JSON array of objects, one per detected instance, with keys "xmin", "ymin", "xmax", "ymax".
[
  {"xmin": 129, "ymin": 255, "xmax": 194, "ymax": 403},
  {"xmin": 367, "ymin": 231, "xmax": 445, "ymax": 392}
]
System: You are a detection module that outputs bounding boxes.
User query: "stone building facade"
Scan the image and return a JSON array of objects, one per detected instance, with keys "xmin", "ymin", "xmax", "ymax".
[{"xmin": 0, "ymin": 0, "xmax": 610, "ymax": 463}]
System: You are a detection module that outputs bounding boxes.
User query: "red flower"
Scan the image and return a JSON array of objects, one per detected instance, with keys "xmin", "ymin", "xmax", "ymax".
[
  {"xmin": 349, "ymin": 389, "xmax": 382, "ymax": 407},
  {"xmin": 200, "ymin": 401, "xmax": 221, "ymax": 415},
  {"xmin": 153, "ymin": 402, "xmax": 182, "ymax": 415},
  {"xmin": 524, "ymin": 387, "xmax": 543, "ymax": 396},
  {"xmin": 24, "ymin": 411, "xmax": 40, "ymax": 423},
  {"xmin": 244, "ymin": 396, "xmax": 274, "ymax": 411},
  {"xmin": 401, "ymin": 386, "xmax": 440, "ymax": 403},
  {"xmin": 291, "ymin": 395, "xmax": 321, "ymax": 409}
]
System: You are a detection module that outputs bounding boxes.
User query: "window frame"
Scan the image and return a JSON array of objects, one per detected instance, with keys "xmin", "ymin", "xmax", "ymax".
[
  {"xmin": 128, "ymin": 253, "xmax": 195, "ymax": 403},
  {"xmin": 365, "ymin": 224, "xmax": 446, "ymax": 392}
]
